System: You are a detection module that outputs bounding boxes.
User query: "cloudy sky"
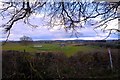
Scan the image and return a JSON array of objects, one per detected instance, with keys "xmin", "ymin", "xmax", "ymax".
[
  {"xmin": 0, "ymin": 15, "xmax": 118, "ymax": 41},
  {"xmin": 0, "ymin": 1, "xmax": 119, "ymax": 41}
]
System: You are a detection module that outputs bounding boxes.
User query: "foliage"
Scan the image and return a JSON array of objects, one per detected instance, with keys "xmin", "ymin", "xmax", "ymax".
[{"xmin": 2, "ymin": 50, "xmax": 120, "ymax": 79}]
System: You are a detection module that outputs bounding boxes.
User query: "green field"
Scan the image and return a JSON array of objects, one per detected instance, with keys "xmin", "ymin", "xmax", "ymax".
[
  {"xmin": 2, "ymin": 42, "xmax": 103, "ymax": 57},
  {"xmin": 2, "ymin": 42, "xmax": 104, "ymax": 57}
]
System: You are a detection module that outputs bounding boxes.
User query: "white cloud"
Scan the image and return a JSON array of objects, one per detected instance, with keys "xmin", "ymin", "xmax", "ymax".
[
  {"xmin": 0, "ymin": 20, "xmax": 118, "ymax": 41},
  {"xmin": 106, "ymin": 19, "xmax": 118, "ymax": 30}
]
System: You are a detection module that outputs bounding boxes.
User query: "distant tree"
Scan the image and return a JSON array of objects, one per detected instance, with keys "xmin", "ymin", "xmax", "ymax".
[{"xmin": 20, "ymin": 35, "xmax": 33, "ymax": 46}]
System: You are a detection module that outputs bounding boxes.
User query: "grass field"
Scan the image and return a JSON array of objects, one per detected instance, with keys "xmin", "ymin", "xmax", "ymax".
[
  {"xmin": 2, "ymin": 42, "xmax": 104, "ymax": 57},
  {"xmin": 2, "ymin": 42, "xmax": 119, "ymax": 79}
]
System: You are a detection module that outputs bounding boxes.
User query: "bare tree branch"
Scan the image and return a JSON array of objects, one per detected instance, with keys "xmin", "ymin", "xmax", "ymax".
[{"xmin": 0, "ymin": 0, "xmax": 120, "ymax": 41}]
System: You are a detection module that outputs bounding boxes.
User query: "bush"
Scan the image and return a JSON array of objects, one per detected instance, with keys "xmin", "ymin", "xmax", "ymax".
[{"xmin": 2, "ymin": 50, "xmax": 120, "ymax": 79}]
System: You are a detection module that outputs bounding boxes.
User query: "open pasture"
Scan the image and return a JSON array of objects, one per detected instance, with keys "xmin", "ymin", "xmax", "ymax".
[{"xmin": 2, "ymin": 42, "xmax": 104, "ymax": 57}]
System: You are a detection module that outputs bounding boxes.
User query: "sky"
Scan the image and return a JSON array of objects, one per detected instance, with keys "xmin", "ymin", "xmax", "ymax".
[
  {"xmin": 0, "ymin": 1, "xmax": 119, "ymax": 41},
  {"xmin": 0, "ymin": 15, "xmax": 118, "ymax": 41}
]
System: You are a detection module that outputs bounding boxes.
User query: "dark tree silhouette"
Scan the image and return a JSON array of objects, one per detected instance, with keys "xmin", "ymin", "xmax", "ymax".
[
  {"xmin": 0, "ymin": 0, "xmax": 120, "ymax": 40},
  {"xmin": 20, "ymin": 35, "xmax": 33, "ymax": 46}
]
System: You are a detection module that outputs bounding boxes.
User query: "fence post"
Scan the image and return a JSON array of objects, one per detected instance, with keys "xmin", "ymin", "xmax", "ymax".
[
  {"xmin": 24, "ymin": 49, "xmax": 26, "ymax": 53},
  {"xmin": 108, "ymin": 48, "xmax": 113, "ymax": 70}
]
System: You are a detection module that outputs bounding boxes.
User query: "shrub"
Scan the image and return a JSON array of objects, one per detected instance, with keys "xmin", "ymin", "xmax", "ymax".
[{"xmin": 2, "ymin": 50, "xmax": 120, "ymax": 79}]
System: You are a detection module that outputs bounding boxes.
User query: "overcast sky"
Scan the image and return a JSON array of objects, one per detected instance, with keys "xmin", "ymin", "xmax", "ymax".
[
  {"xmin": 0, "ymin": 16, "xmax": 118, "ymax": 41},
  {"xmin": 0, "ymin": 1, "xmax": 119, "ymax": 41}
]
